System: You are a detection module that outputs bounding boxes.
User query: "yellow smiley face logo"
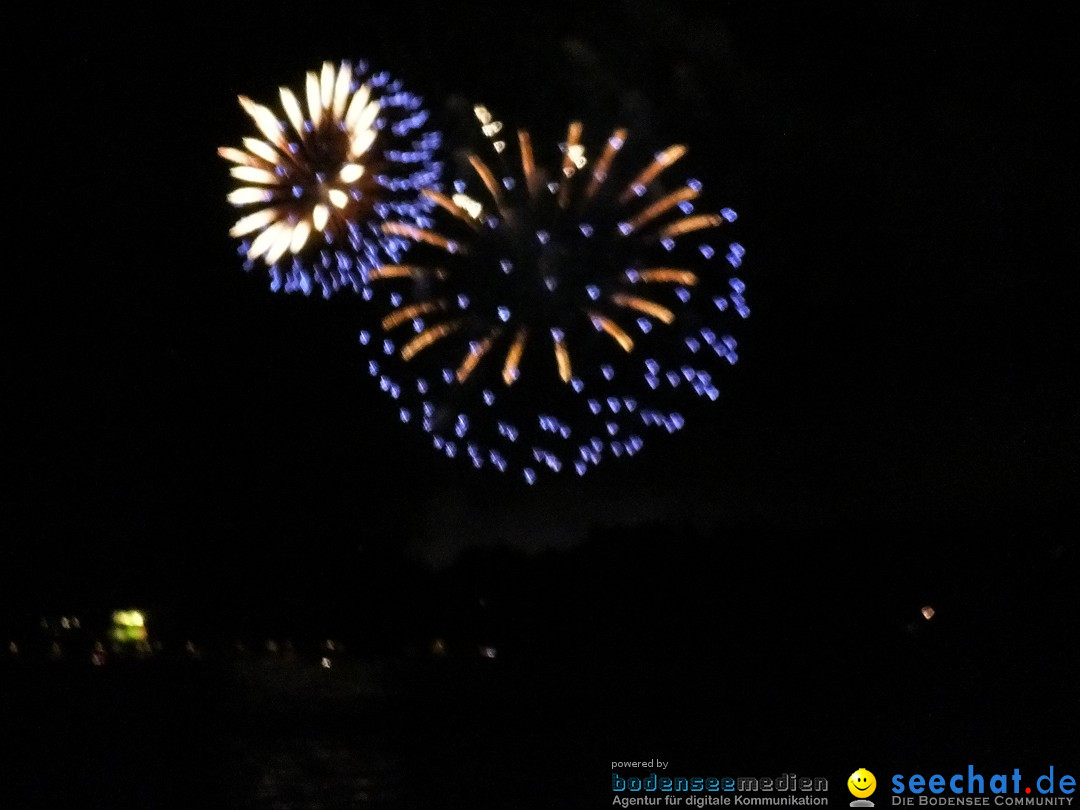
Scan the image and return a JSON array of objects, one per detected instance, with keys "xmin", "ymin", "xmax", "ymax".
[{"xmin": 848, "ymin": 768, "xmax": 877, "ymax": 798}]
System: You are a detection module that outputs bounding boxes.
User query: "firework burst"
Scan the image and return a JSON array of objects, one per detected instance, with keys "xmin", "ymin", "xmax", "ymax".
[
  {"xmin": 219, "ymin": 60, "xmax": 441, "ymax": 297},
  {"xmin": 365, "ymin": 106, "xmax": 748, "ymax": 481}
]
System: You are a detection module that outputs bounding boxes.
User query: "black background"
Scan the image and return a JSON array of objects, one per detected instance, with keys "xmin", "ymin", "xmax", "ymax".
[{"xmin": 5, "ymin": 2, "xmax": 1078, "ymax": 805}]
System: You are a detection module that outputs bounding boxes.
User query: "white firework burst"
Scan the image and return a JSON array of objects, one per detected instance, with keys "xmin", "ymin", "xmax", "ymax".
[{"xmin": 219, "ymin": 60, "xmax": 441, "ymax": 297}]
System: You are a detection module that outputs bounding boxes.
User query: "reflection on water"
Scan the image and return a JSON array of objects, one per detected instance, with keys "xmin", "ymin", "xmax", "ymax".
[
  {"xmin": 234, "ymin": 732, "xmax": 402, "ymax": 808},
  {"xmin": 3, "ymin": 655, "xmax": 535, "ymax": 808}
]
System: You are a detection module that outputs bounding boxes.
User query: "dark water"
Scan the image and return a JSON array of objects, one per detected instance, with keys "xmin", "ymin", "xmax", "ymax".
[
  {"xmin": 4, "ymin": 645, "xmax": 1077, "ymax": 809},
  {"xmin": 2, "ymin": 657, "xmax": 589, "ymax": 808}
]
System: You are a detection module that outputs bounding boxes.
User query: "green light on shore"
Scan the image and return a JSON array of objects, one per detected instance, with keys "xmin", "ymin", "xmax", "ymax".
[{"xmin": 110, "ymin": 610, "xmax": 148, "ymax": 643}]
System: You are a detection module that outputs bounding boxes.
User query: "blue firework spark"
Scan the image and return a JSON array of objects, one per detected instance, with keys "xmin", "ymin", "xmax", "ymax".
[
  {"xmin": 219, "ymin": 60, "xmax": 441, "ymax": 298},
  {"xmin": 365, "ymin": 105, "xmax": 748, "ymax": 481}
]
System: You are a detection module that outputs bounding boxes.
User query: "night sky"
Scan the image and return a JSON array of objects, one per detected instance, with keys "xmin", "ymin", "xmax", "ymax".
[{"xmin": 7, "ymin": 4, "xmax": 1077, "ymax": 646}]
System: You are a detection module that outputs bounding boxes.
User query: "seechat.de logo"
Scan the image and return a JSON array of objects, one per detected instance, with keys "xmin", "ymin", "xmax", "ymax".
[{"xmin": 891, "ymin": 766, "xmax": 1076, "ymax": 806}]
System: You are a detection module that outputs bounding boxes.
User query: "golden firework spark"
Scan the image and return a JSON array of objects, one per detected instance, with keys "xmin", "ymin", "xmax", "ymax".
[{"xmin": 374, "ymin": 113, "xmax": 733, "ymax": 387}]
